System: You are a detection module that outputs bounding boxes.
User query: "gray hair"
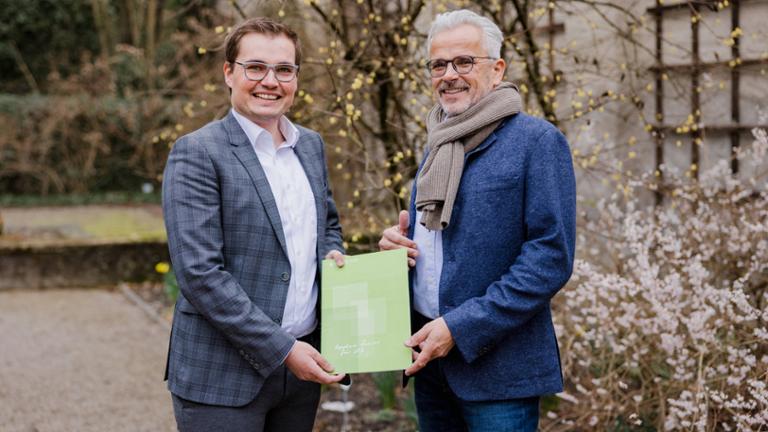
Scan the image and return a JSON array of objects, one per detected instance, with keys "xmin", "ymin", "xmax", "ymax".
[{"xmin": 426, "ymin": 9, "xmax": 503, "ymax": 59}]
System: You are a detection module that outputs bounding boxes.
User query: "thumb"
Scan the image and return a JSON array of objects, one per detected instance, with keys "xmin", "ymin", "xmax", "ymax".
[
  {"xmin": 312, "ymin": 351, "xmax": 334, "ymax": 373},
  {"xmin": 406, "ymin": 324, "xmax": 429, "ymax": 347},
  {"xmin": 398, "ymin": 210, "xmax": 410, "ymax": 235}
]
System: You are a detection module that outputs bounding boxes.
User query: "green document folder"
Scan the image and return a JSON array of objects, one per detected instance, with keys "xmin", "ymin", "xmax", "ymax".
[{"xmin": 321, "ymin": 248, "xmax": 412, "ymax": 374}]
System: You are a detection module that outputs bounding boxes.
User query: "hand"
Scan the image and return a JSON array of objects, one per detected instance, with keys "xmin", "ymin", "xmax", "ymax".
[
  {"xmin": 325, "ymin": 249, "xmax": 345, "ymax": 267},
  {"xmin": 284, "ymin": 341, "xmax": 346, "ymax": 384},
  {"xmin": 378, "ymin": 210, "xmax": 418, "ymax": 267},
  {"xmin": 404, "ymin": 317, "xmax": 455, "ymax": 376}
]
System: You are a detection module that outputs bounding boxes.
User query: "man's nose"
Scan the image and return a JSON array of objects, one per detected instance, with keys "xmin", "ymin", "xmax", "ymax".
[
  {"xmin": 443, "ymin": 63, "xmax": 460, "ymax": 80},
  {"xmin": 260, "ymin": 68, "xmax": 279, "ymax": 86}
]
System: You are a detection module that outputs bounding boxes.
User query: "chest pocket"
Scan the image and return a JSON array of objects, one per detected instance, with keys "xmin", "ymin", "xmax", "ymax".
[{"xmin": 463, "ymin": 172, "xmax": 520, "ymax": 194}]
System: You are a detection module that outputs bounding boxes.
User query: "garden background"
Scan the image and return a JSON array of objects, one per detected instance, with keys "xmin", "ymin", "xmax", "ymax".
[{"xmin": 1, "ymin": 0, "xmax": 766, "ymax": 431}]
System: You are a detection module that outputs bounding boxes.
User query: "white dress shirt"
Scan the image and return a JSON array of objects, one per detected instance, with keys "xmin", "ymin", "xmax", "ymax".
[
  {"xmin": 413, "ymin": 210, "xmax": 443, "ymax": 319},
  {"xmin": 232, "ymin": 109, "xmax": 318, "ymax": 338}
]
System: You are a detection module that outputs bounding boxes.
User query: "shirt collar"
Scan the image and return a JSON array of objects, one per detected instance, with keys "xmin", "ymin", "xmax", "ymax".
[{"xmin": 231, "ymin": 108, "xmax": 300, "ymax": 149}]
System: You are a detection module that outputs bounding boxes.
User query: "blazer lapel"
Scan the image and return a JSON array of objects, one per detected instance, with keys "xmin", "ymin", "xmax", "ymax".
[
  {"xmin": 465, "ymin": 116, "xmax": 514, "ymax": 160},
  {"xmin": 225, "ymin": 113, "xmax": 289, "ymax": 258},
  {"xmin": 465, "ymin": 133, "xmax": 498, "ymax": 159},
  {"xmin": 293, "ymin": 133, "xmax": 325, "ymax": 260}
]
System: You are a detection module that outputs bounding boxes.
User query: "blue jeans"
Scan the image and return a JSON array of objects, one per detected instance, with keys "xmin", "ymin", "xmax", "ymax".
[
  {"xmin": 414, "ymin": 358, "xmax": 539, "ymax": 432},
  {"xmin": 412, "ymin": 318, "xmax": 539, "ymax": 432}
]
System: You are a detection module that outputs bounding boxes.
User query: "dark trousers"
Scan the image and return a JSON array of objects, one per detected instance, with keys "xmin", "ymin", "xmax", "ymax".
[
  {"xmin": 412, "ymin": 312, "xmax": 540, "ymax": 432},
  {"xmin": 171, "ymin": 334, "xmax": 321, "ymax": 432},
  {"xmin": 172, "ymin": 365, "xmax": 320, "ymax": 432}
]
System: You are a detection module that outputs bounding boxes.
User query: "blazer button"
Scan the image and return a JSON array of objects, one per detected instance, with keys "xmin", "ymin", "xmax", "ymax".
[
  {"xmin": 274, "ymin": 317, "xmax": 282, "ymax": 324},
  {"xmin": 281, "ymin": 272, "xmax": 290, "ymax": 282}
]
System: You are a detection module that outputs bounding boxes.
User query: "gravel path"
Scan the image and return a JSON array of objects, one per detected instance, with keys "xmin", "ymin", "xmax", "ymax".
[{"xmin": 0, "ymin": 289, "xmax": 175, "ymax": 432}]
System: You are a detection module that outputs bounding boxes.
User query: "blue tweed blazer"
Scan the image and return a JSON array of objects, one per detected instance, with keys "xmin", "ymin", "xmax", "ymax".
[
  {"xmin": 162, "ymin": 112, "xmax": 343, "ymax": 406},
  {"xmin": 409, "ymin": 112, "xmax": 576, "ymax": 400}
]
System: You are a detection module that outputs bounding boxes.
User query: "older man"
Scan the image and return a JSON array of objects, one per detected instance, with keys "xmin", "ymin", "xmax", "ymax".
[
  {"xmin": 162, "ymin": 17, "xmax": 345, "ymax": 432},
  {"xmin": 379, "ymin": 9, "xmax": 576, "ymax": 431}
]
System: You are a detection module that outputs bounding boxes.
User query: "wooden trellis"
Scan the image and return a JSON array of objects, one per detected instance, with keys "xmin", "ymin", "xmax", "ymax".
[{"xmin": 648, "ymin": 0, "xmax": 768, "ymax": 204}]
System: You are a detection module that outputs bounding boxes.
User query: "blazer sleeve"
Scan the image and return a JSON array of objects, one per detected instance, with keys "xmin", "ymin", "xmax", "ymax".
[
  {"xmin": 442, "ymin": 128, "xmax": 577, "ymax": 364},
  {"xmin": 162, "ymin": 135, "xmax": 295, "ymax": 378}
]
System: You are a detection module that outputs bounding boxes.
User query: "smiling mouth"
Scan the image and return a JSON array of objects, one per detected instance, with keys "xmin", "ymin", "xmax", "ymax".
[
  {"xmin": 440, "ymin": 87, "xmax": 468, "ymax": 95},
  {"xmin": 253, "ymin": 93, "xmax": 280, "ymax": 100}
]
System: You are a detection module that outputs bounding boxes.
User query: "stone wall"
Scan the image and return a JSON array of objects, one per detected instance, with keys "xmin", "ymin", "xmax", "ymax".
[{"xmin": 0, "ymin": 241, "xmax": 169, "ymax": 290}]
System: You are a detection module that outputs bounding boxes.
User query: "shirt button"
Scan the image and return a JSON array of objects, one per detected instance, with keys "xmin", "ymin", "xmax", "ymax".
[{"xmin": 281, "ymin": 272, "xmax": 290, "ymax": 282}]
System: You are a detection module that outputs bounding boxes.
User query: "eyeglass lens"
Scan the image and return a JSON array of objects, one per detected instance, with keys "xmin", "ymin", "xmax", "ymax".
[
  {"xmin": 429, "ymin": 56, "xmax": 476, "ymax": 77},
  {"xmin": 242, "ymin": 62, "xmax": 297, "ymax": 82}
]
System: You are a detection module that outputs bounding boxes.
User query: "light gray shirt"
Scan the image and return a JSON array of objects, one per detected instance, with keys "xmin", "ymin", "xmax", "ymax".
[{"xmin": 413, "ymin": 210, "xmax": 442, "ymax": 319}]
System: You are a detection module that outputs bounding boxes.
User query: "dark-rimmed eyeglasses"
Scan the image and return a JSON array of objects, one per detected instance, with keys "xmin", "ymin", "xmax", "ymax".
[
  {"xmin": 234, "ymin": 61, "xmax": 299, "ymax": 82},
  {"xmin": 426, "ymin": 55, "xmax": 497, "ymax": 78}
]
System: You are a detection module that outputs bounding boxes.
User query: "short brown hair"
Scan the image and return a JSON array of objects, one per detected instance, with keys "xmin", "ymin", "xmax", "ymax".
[{"xmin": 224, "ymin": 17, "xmax": 302, "ymax": 66}]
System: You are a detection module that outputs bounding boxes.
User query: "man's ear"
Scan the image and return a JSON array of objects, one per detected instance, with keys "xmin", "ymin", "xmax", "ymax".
[
  {"xmin": 492, "ymin": 58, "xmax": 506, "ymax": 86},
  {"xmin": 223, "ymin": 62, "xmax": 233, "ymax": 88}
]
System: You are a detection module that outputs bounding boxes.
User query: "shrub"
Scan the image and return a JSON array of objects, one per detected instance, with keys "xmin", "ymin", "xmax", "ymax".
[
  {"xmin": 0, "ymin": 93, "xmax": 184, "ymax": 194},
  {"xmin": 155, "ymin": 261, "xmax": 179, "ymax": 303},
  {"xmin": 550, "ymin": 128, "xmax": 768, "ymax": 430}
]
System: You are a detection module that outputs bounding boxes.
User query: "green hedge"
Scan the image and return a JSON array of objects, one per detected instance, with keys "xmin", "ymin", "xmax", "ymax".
[{"xmin": 0, "ymin": 93, "xmax": 182, "ymax": 195}]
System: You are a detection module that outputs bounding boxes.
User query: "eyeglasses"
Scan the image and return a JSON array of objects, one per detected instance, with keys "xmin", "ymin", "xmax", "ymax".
[
  {"xmin": 426, "ymin": 55, "xmax": 497, "ymax": 78},
  {"xmin": 234, "ymin": 61, "xmax": 299, "ymax": 82}
]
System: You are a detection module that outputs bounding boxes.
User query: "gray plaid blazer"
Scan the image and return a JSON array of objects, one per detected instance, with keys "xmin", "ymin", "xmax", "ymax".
[{"xmin": 162, "ymin": 112, "xmax": 344, "ymax": 406}]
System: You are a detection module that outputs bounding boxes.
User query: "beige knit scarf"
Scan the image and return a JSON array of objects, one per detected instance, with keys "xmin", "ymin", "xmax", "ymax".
[{"xmin": 415, "ymin": 82, "xmax": 522, "ymax": 230}]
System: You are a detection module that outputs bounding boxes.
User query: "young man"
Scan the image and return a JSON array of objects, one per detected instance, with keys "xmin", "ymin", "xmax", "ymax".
[
  {"xmin": 379, "ymin": 9, "xmax": 576, "ymax": 431},
  {"xmin": 162, "ymin": 17, "xmax": 345, "ymax": 432}
]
